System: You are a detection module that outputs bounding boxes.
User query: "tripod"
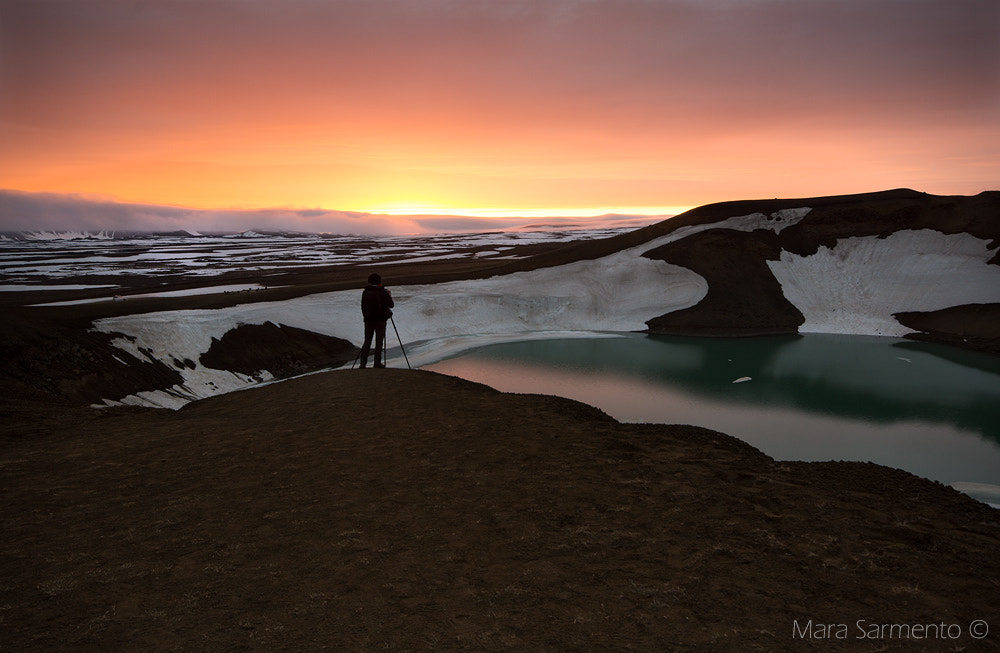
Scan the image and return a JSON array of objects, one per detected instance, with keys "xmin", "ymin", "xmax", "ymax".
[{"xmin": 350, "ymin": 316, "xmax": 411, "ymax": 370}]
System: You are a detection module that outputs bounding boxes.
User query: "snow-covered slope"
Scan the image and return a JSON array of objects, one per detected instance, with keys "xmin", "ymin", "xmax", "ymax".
[
  {"xmin": 769, "ymin": 229, "xmax": 1000, "ymax": 336},
  {"xmin": 642, "ymin": 189, "xmax": 1000, "ymax": 338},
  {"xmin": 92, "ymin": 190, "xmax": 1000, "ymax": 408}
]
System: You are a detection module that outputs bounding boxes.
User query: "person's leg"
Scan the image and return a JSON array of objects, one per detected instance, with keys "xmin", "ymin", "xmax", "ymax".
[
  {"xmin": 359, "ymin": 322, "xmax": 375, "ymax": 368},
  {"xmin": 373, "ymin": 321, "xmax": 387, "ymax": 367}
]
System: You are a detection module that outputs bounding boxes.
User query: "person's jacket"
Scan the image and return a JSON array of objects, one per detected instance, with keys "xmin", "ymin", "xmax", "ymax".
[{"xmin": 361, "ymin": 284, "xmax": 394, "ymax": 323}]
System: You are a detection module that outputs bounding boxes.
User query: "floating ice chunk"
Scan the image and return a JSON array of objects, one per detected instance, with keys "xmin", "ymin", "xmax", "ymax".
[{"xmin": 732, "ymin": 376, "xmax": 752, "ymax": 384}]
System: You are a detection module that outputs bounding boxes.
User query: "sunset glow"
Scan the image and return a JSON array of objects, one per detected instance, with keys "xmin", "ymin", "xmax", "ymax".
[{"xmin": 1, "ymin": 0, "xmax": 997, "ymax": 233}]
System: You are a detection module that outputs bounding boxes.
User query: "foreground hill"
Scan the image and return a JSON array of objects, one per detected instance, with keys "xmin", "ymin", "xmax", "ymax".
[{"xmin": 2, "ymin": 370, "xmax": 998, "ymax": 651}]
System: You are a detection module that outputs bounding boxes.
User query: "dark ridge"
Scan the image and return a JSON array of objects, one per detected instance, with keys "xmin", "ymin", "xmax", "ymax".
[
  {"xmin": 776, "ymin": 189, "xmax": 1000, "ymax": 260},
  {"xmin": 642, "ymin": 229, "xmax": 805, "ymax": 336},
  {"xmin": 0, "ymin": 312, "xmax": 184, "ymax": 406},
  {"xmin": 895, "ymin": 303, "xmax": 1000, "ymax": 357},
  {"xmin": 199, "ymin": 321, "xmax": 358, "ymax": 378},
  {"xmin": 482, "ymin": 188, "xmax": 998, "ymax": 277}
]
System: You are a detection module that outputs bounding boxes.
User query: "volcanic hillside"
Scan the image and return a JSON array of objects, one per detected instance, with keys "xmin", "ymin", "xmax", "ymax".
[{"xmin": 637, "ymin": 189, "xmax": 1000, "ymax": 343}]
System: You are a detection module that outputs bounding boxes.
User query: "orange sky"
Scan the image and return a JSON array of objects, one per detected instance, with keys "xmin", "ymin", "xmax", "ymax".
[{"xmin": 1, "ymin": 0, "xmax": 997, "ymax": 231}]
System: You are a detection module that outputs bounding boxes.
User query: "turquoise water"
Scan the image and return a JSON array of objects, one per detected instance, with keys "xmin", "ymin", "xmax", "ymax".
[{"xmin": 425, "ymin": 333, "xmax": 1000, "ymax": 494}]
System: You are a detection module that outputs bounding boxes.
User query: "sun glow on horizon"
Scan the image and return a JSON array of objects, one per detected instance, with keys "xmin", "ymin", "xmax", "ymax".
[{"xmin": 356, "ymin": 202, "xmax": 693, "ymax": 219}]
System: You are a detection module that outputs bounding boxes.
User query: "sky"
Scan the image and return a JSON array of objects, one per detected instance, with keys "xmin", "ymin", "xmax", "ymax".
[{"xmin": 1, "ymin": 0, "xmax": 997, "ymax": 233}]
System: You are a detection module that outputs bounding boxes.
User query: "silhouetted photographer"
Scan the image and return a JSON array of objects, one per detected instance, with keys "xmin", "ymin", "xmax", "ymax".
[{"xmin": 358, "ymin": 273, "xmax": 395, "ymax": 368}]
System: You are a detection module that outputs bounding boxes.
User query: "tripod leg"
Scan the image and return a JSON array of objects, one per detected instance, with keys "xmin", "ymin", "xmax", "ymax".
[{"xmin": 390, "ymin": 317, "xmax": 411, "ymax": 370}]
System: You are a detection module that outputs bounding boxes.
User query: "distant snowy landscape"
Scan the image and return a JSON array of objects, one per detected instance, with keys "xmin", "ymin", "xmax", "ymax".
[{"xmin": 0, "ymin": 226, "xmax": 641, "ymax": 294}]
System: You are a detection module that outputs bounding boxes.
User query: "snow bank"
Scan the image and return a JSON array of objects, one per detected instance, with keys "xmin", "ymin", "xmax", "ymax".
[
  {"xmin": 682, "ymin": 207, "xmax": 811, "ymax": 236},
  {"xmin": 768, "ymin": 230, "xmax": 1000, "ymax": 336}
]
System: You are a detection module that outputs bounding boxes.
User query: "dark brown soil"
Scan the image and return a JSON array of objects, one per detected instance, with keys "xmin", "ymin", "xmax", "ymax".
[
  {"xmin": 2, "ymin": 370, "xmax": 999, "ymax": 652},
  {"xmin": 198, "ymin": 321, "xmax": 357, "ymax": 378},
  {"xmin": 643, "ymin": 228, "xmax": 805, "ymax": 336}
]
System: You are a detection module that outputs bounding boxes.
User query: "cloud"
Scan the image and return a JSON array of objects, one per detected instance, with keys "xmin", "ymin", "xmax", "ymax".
[
  {"xmin": 0, "ymin": 189, "xmax": 657, "ymax": 234},
  {"xmin": 0, "ymin": 189, "xmax": 413, "ymax": 234},
  {"xmin": 4, "ymin": 0, "xmax": 995, "ymax": 131}
]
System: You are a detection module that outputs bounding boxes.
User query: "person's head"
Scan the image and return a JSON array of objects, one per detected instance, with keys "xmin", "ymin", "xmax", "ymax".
[{"xmin": 368, "ymin": 273, "xmax": 382, "ymax": 286}]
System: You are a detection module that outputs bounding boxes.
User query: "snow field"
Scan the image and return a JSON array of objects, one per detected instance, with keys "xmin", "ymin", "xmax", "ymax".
[{"xmin": 768, "ymin": 230, "xmax": 1000, "ymax": 336}]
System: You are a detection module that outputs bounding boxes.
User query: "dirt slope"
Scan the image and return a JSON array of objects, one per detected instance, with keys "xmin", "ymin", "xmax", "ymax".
[{"xmin": 2, "ymin": 370, "xmax": 998, "ymax": 651}]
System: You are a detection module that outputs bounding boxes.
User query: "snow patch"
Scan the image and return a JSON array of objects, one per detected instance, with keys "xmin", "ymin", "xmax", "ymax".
[
  {"xmin": 768, "ymin": 230, "xmax": 1000, "ymax": 336},
  {"xmin": 655, "ymin": 207, "xmax": 812, "ymax": 247},
  {"xmin": 0, "ymin": 284, "xmax": 119, "ymax": 292},
  {"xmin": 23, "ymin": 230, "xmax": 116, "ymax": 241},
  {"xmin": 34, "ymin": 284, "xmax": 275, "ymax": 306}
]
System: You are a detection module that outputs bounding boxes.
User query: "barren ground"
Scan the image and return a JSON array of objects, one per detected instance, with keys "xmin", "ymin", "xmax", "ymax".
[{"xmin": 2, "ymin": 370, "xmax": 999, "ymax": 651}]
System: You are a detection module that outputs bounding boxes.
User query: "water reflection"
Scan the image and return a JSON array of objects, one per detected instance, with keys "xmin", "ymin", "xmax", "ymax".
[{"xmin": 425, "ymin": 333, "xmax": 1000, "ymax": 489}]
